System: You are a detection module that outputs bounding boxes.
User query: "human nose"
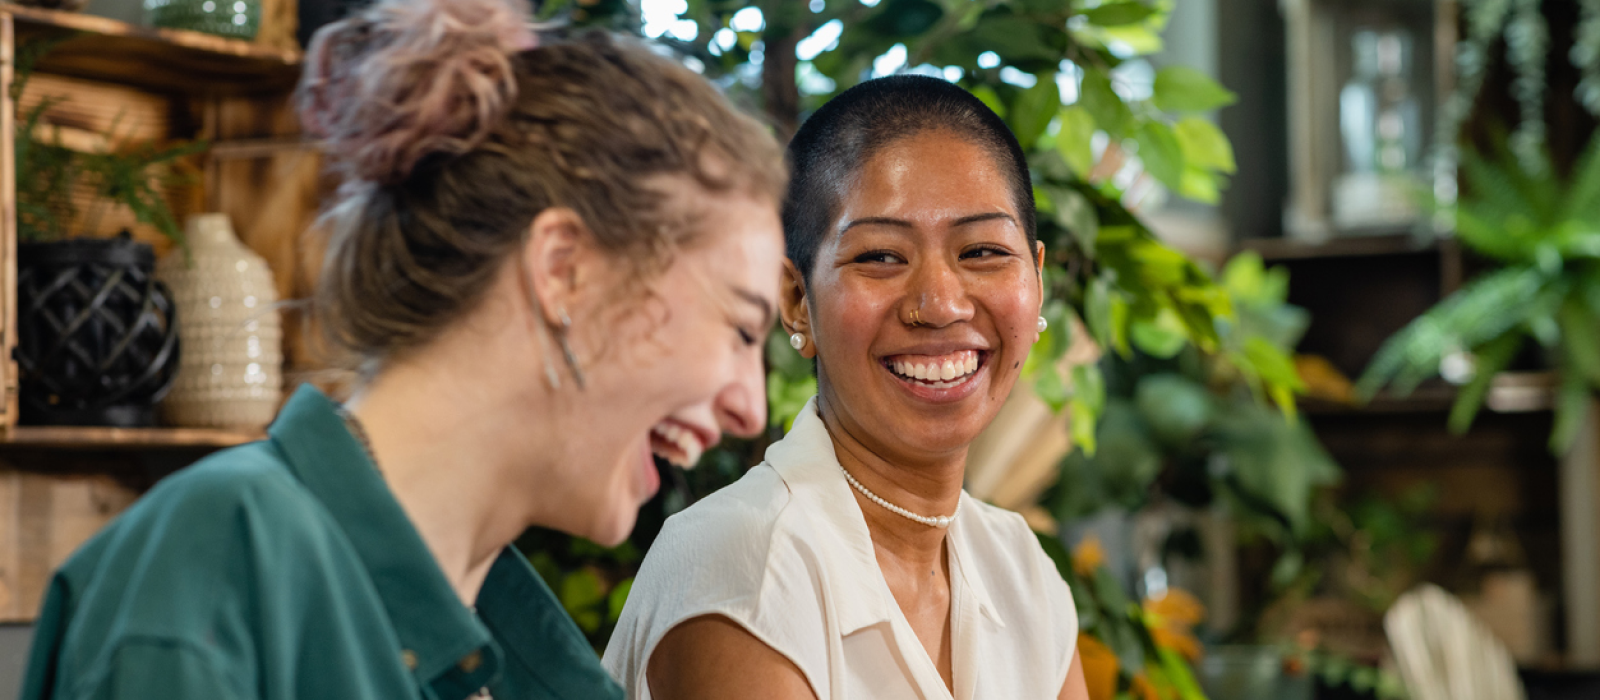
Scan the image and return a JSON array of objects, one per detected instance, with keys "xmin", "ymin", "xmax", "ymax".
[
  {"xmin": 907, "ymin": 256, "xmax": 974, "ymax": 328},
  {"xmin": 715, "ymin": 346, "xmax": 767, "ymax": 438}
]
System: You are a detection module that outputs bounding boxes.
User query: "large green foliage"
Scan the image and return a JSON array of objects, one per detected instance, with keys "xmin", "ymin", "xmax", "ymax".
[
  {"xmin": 1043, "ymin": 254, "xmax": 1338, "ymax": 544},
  {"xmin": 1358, "ymin": 140, "xmax": 1600, "ymax": 453}
]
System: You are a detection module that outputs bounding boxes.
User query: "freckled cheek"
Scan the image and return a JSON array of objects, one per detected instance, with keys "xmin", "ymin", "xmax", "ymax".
[{"xmin": 977, "ymin": 285, "xmax": 1040, "ymax": 348}]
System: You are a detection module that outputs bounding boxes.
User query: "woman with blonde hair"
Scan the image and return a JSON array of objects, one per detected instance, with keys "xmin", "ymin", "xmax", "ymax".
[{"xmin": 20, "ymin": 1, "xmax": 787, "ymax": 697}]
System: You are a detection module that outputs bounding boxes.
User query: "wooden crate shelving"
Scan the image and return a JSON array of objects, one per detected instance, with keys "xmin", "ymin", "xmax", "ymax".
[{"xmin": 0, "ymin": 3, "xmax": 320, "ymax": 623}]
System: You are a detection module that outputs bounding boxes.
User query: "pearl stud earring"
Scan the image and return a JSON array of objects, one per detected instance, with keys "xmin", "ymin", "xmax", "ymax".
[
  {"xmin": 790, "ymin": 333, "xmax": 805, "ymax": 350},
  {"xmin": 1037, "ymin": 316, "xmax": 1049, "ymax": 332}
]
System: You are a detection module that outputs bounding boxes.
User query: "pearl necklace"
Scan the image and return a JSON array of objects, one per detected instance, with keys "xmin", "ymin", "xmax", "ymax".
[{"xmin": 840, "ymin": 467, "xmax": 958, "ymax": 529}]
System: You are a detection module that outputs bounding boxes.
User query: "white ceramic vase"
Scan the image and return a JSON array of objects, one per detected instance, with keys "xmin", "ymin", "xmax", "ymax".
[{"xmin": 156, "ymin": 214, "xmax": 283, "ymax": 429}]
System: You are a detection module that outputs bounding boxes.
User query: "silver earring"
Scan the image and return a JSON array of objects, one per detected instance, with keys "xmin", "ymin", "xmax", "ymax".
[
  {"xmin": 554, "ymin": 310, "xmax": 587, "ymax": 390},
  {"xmin": 1037, "ymin": 316, "xmax": 1049, "ymax": 332},
  {"xmin": 789, "ymin": 332, "xmax": 805, "ymax": 351}
]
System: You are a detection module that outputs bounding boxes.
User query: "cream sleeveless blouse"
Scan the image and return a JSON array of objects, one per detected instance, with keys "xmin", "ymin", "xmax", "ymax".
[{"xmin": 602, "ymin": 399, "xmax": 1079, "ymax": 700}]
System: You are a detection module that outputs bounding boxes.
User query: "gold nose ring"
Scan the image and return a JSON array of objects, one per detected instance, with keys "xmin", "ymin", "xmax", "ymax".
[{"xmin": 908, "ymin": 309, "xmax": 922, "ymax": 326}]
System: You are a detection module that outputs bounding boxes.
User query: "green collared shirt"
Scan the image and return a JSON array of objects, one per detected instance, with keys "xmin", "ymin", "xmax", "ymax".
[{"xmin": 19, "ymin": 386, "xmax": 624, "ymax": 700}]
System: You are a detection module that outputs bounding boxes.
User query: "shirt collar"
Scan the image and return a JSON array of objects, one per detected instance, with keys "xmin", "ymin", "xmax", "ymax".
[
  {"xmin": 765, "ymin": 397, "xmax": 1004, "ymax": 634},
  {"xmin": 268, "ymin": 385, "xmax": 503, "ymax": 695}
]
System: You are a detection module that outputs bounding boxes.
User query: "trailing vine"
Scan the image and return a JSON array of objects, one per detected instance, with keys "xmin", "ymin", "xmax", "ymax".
[{"xmin": 1506, "ymin": 0, "xmax": 1550, "ymax": 173}]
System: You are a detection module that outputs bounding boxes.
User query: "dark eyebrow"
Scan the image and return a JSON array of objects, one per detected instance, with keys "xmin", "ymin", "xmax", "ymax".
[
  {"xmin": 839, "ymin": 212, "xmax": 1015, "ymax": 233},
  {"xmin": 731, "ymin": 286, "xmax": 774, "ymax": 328},
  {"xmin": 839, "ymin": 216, "xmax": 913, "ymax": 232},
  {"xmin": 953, "ymin": 212, "xmax": 1016, "ymax": 227}
]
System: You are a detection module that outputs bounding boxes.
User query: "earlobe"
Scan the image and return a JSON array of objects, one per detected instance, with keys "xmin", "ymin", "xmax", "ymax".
[{"xmin": 778, "ymin": 259, "xmax": 817, "ymax": 359}]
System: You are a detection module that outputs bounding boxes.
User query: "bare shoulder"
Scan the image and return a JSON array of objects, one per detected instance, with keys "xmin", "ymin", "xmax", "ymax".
[{"xmin": 648, "ymin": 615, "xmax": 820, "ymax": 700}]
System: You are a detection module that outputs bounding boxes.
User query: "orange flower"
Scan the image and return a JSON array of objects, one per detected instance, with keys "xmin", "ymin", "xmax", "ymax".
[
  {"xmin": 1077, "ymin": 633, "xmax": 1118, "ymax": 700},
  {"xmin": 1072, "ymin": 535, "xmax": 1106, "ymax": 578},
  {"xmin": 1144, "ymin": 589, "xmax": 1206, "ymax": 662}
]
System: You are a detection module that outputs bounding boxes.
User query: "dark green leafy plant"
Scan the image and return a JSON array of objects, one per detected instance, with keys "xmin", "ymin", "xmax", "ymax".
[
  {"xmin": 14, "ymin": 38, "xmax": 204, "ymax": 248},
  {"xmin": 1044, "ymin": 254, "xmax": 1339, "ymax": 569},
  {"xmin": 1358, "ymin": 140, "xmax": 1600, "ymax": 453}
]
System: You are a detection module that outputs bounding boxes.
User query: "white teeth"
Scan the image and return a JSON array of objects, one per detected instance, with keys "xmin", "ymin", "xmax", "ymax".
[
  {"xmin": 888, "ymin": 351, "xmax": 981, "ymax": 385},
  {"xmin": 651, "ymin": 423, "xmax": 705, "ymax": 469}
]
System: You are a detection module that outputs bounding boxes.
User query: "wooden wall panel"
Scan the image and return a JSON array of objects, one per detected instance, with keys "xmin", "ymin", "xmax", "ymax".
[
  {"xmin": 0, "ymin": 469, "xmax": 140, "ymax": 622},
  {"xmin": 257, "ymin": 0, "xmax": 299, "ymax": 54}
]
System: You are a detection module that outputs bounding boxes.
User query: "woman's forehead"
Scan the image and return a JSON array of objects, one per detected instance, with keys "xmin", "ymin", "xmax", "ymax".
[{"xmin": 835, "ymin": 132, "xmax": 1019, "ymax": 229}]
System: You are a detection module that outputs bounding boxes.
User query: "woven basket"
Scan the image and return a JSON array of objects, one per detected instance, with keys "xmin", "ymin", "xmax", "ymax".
[{"xmin": 18, "ymin": 236, "xmax": 180, "ymax": 427}]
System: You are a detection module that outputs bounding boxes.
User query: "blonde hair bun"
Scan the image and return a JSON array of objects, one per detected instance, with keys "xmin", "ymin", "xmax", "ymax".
[{"xmin": 298, "ymin": 0, "xmax": 538, "ymax": 184}]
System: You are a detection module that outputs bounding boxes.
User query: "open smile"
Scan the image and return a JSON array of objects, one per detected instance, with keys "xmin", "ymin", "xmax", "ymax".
[
  {"xmin": 881, "ymin": 349, "xmax": 987, "ymax": 398},
  {"xmin": 649, "ymin": 419, "xmax": 713, "ymax": 469}
]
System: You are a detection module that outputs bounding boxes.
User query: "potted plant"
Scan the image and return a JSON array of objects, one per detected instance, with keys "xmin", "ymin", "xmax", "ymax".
[
  {"xmin": 1357, "ymin": 139, "xmax": 1600, "ymax": 453},
  {"xmin": 14, "ymin": 41, "xmax": 204, "ymax": 426}
]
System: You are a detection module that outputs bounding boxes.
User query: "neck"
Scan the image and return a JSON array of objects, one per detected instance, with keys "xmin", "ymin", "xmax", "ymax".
[
  {"xmin": 345, "ymin": 326, "xmax": 559, "ymax": 606},
  {"xmin": 817, "ymin": 395, "xmax": 965, "ymax": 567}
]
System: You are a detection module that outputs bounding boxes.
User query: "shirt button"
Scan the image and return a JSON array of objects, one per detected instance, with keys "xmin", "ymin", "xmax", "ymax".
[
  {"xmin": 401, "ymin": 650, "xmax": 418, "ymax": 670},
  {"xmin": 459, "ymin": 650, "xmax": 484, "ymax": 674}
]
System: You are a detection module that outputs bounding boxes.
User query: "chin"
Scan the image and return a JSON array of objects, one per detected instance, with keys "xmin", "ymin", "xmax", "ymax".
[{"xmin": 582, "ymin": 510, "xmax": 636, "ymax": 548}]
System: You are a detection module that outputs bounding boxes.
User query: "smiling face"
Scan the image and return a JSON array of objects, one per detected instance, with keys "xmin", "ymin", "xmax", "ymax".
[
  {"xmin": 793, "ymin": 129, "xmax": 1043, "ymax": 465},
  {"xmin": 556, "ymin": 188, "xmax": 785, "ymax": 545}
]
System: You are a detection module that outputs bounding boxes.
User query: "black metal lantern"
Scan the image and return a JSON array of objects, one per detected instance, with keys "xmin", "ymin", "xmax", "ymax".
[{"xmin": 17, "ymin": 234, "xmax": 180, "ymax": 427}]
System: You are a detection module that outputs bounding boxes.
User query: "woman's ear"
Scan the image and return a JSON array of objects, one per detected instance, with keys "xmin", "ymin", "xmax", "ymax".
[
  {"xmin": 779, "ymin": 259, "xmax": 816, "ymax": 359},
  {"xmin": 521, "ymin": 207, "xmax": 594, "ymax": 326}
]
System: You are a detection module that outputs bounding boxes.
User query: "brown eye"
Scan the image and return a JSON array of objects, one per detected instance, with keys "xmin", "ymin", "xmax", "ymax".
[
  {"xmin": 853, "ymin": 250, "xmax": 904, "ymax": 264},
  {"xmin": 960, "ymin": 246, "xmax": 1009, "ymax": 260}
]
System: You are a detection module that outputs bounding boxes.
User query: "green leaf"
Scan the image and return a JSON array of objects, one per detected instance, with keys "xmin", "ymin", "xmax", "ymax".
[
  {"xmin": 607, "ymin": 577, "xmax": 634, "ymax": 623},
  {"xmin": 1079, "ymin": 2, "xmax": 1157, "ymax": 26},
  {"xmin": 864, "ymin": 0, "xmax": 944, "ymax": 38},
  {"xmin": 1109, "ymin": 294, "xmax": 1132, "ymax": 357},
  {"xmin": 1551, "ymin": 370, "xmax": 1594, "ymax": 453},
  {"xmin": 559, "ymin": 568, "xmax": 607, "ymax": 633},
  {"xmin": 1011, "ymin": 74, "xmax": 1062, "ymax": 152},
  {"xmin": 1042, "ymin": 185, "xmax": 1099, "ymax": 250},
  {"xmin": 1086, "ymin": 277, "xmax": 1114, "ymax": 347},
  {"xmin": 1079, "ymin": 68, "xmax": 1132, "ymax": 136},
  {"xmin": 1056, "ymin": 105, "xmax": 1098, "ymax": 177},
  {"xmin": 1178, "ymin": 167, "xmax": 1222, "ymax": 204},
  {"xmin": 971, "ymin": 84, "xmax": 1008, "ymax": 119},
  {"xmin": 1134, "ymin": 120, "xmax": 1185, "ymax": 190},
  {"xmin": 972, "ymin": 13, "xmax": 1059, "ymax": 63},
  {"xmin": 1129, "ymin": 307, "xmax": 1188, "ymax": 358},
  {"xmin": 1174, "ymin": 116, "xmax": 1235, "ymax": 172},
  {"xmin": 1448, "ymin": 332, "xmax": 1524, "ymax": 434},
  {"xmin": 1561, "ymin": 299, "xmax": 1600, "ymax": 385},
  {"xmin": 1151, "ymin": 65, "xmax": 1236, "ymax": 113},
  {"xmin": 1155, "ymin": 645, "xmax": 1208, "ymax": 700},
  {"xmin": 1135, "ymin": 373, "xmax": 1213, "ymax": 445}
]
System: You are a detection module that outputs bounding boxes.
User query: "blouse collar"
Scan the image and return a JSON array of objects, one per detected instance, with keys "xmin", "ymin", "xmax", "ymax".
[{"xmin": 764, "ymin": 397, "xmax": 1005, "ymax": 634}]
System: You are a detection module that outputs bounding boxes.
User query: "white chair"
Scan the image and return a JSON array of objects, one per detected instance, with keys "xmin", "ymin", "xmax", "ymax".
[{"xmin": 1385, "ymin": 584, "xmax": 1527, "ymax": 700}]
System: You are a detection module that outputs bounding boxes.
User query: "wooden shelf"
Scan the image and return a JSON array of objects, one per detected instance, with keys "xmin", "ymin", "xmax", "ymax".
[
  {"xmin": 5, "ymin": 3, "xmax": 303, "ymax": 96},
  {"xmin": 0, "ymin": 425, "xmax": 264, "ymax": 449},
  {"xmin": 1301, "ymin": 372, "xmax": 1559, "ymax": 417},
  {"xmin": 1240, "ymin": 233, "xmax": 1440, "ymax": 262}
]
